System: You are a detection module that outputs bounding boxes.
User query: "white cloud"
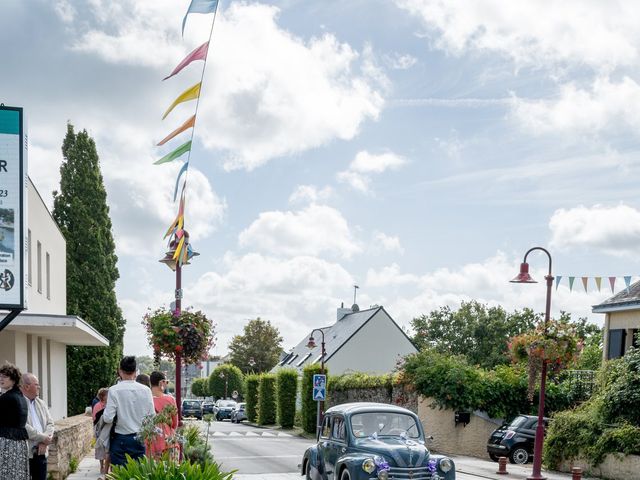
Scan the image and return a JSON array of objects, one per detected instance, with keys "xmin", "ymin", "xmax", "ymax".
[
  {"xmin": 384, "ymin": 53, "xmax": 417, "ymax": 70},
  {"xmin": 337, "ymin": 150, "xmax": 406, "ymax": 193},
  {"xmin": 512, "ymin": 77, "xmax": 640, "ymax": 136},
  {"xmin": 238, "ymin": 204, "xmax": 361, "ymax": 259},
  {"xmin": 372, "ymin": 231, "xmax": 404, "ymax": 255},
  {"xmin": 394, "ymin": 0, "xmax": 640, "ymax": 70},
  {"xmin": 288, "ymin": 185, "xmax": 334, "ymax": 204},
  {"xmin": 549, "ymin": 204, "xmax": 640, "ymax": 256}
]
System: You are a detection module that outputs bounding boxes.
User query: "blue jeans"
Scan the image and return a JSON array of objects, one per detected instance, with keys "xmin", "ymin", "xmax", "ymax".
[{"xmin": 109, "ymin": 433, "xmax": 145, "ymax": 466}]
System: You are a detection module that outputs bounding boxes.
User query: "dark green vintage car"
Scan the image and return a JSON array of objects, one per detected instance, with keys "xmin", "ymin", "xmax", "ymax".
[{"xmin": 301, "ymin": 403, "xmax": 455, "ymax": 480}]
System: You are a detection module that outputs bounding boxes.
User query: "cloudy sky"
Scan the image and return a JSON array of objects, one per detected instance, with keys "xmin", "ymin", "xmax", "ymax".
[{"xmin": 3, "ymin": 0, "xmax": 640, "ymax": 357}]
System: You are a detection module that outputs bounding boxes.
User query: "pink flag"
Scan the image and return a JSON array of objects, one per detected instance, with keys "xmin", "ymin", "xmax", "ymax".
[
  {"xmin": 164, "ymin": 42, "xmax": 209, "ymax": 81},
  {"xmin": 609, "ymin": 276, "xmax": 616, "ymax": 293}
]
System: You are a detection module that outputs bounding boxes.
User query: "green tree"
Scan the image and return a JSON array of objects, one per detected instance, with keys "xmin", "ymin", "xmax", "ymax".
[
  {"xmin": 411, "ymin": 301, "xmax": 538, "ymax": 369},
  {"xmin": 191, "ymin": 378, "xmax": 209, "ymax": 398},
  {"xmin": 208, "ymin": 364, "xmax": 244, "ymax": 399},
  {"xmin": 228, "ymin": 318, "xmax": 283, "ymax": 373},
  {"xmin": 53, "ymin": 124, "xmax": 125, "ymax": 414}
]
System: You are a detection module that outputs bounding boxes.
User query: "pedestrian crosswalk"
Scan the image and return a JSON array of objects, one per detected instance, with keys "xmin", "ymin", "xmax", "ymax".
[{"xmin": 211, "ymin": 430, "xmax": 293, "ymax": 437}]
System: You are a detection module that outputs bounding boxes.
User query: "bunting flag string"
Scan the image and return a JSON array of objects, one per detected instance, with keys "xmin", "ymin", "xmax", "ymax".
[
  {"xmin": 551, "ymin": 275, "xmax": 640, "ymax": 295},
  {"xmin": 154, "ymin": 0, "xmax": 220, "ymax": 268}
]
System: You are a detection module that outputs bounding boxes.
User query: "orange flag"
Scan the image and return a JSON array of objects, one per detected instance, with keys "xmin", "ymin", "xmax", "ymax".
[{"xmin": 157, "ymin": 115, "xmax": 195, "ymax": 146}]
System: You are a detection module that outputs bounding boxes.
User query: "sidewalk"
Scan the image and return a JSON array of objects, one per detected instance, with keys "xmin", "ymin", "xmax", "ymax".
[{"xmin": 65, "ymin": 455, "xmax": 103, "ymax": 480}]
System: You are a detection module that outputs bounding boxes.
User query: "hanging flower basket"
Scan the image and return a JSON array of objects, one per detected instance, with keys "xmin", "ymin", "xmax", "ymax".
[
  {"xmin": 143, "ymin": 307, "xmax": 215, "ymax": 365},
  {"xmin": 509, "ymin": 319, "xmax": 581, "ymax": 399}
]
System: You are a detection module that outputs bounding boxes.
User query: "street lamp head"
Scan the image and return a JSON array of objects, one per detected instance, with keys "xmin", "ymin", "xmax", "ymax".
[
  {"xmin": 511, "ymin": 262, "xmax": 537, "ymax": 284},
  {"xmin": 219, "ymin": 372, "xmax": 225, "ymax": 379},
  {"xmin": 248, "ymin": 357, "xmax": 256, "ymax": 367},
  {"xmin": 306, "ymin": 335, "xmax": 317, "ymax": 349}
]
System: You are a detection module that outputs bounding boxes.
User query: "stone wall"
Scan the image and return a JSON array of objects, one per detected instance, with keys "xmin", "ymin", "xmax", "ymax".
[
  {"xmin": 48, "ymin": 414, "xmax": 94, "ymax": 479},
  {"xmin": 417, "ymin": 397, "xmax": 502, "ymax": 458},
  {"xmin": 559, "ymin": 454, "xmax": 640, "ymax": 480}
]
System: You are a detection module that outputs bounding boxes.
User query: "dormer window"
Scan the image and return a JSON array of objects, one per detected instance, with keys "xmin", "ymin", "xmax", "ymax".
[{"xmin": 296, "ymin": 352, "xmax": 312, "ymax": 367}]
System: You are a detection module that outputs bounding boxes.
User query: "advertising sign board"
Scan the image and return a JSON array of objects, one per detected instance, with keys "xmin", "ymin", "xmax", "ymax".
[{"xmin": 0, "ymin": 106, "xmax": 26, "ymax": 309}]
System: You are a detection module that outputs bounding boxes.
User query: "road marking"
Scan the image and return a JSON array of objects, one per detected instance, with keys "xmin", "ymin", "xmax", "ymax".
[
  {"xmin": 261, "ymin": 432, "xmax": 276, "ymax": 436},
  {"xmin": 228, "ymin": 431, "xmax": 242, "ymax": 436},
  {"xmin": 244, "ymin": 431, "xmax": 260, "ymax": 436},
  {"xmin": 216, "ymin": 454, "xmax": 301, "ymax": 460}
]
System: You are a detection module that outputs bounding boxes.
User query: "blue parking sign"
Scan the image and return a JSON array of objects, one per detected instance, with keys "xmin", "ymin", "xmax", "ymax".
[{"xmin": 313, "ymin": 374, "xmax": 326, "ymax": 401}]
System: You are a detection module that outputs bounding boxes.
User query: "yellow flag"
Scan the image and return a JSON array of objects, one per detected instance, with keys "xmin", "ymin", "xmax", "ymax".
[{"xmin": 162, "ymin": 83, "xmax": 201, "ymax": 120}]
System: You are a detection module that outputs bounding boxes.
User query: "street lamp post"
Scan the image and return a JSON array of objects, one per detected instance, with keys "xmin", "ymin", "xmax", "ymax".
[
  {"xmin": 307, "ymin": 328, "xmax": 326, "ymax": 436},
  {"xmin": 219, "ymin": 372, "xmax": 228, "ymax": 399},
  {"xmin": 159, "ymin": 231, "xmax": 198, "ymax": 425},
  {"xmin": 511, "ymin": 247, "xmax": 553, "ymax": 480}
]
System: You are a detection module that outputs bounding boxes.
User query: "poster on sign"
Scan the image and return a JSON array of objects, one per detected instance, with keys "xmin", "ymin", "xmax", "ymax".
[{"xmin": 0, "ymin": 106, "xmax": 26, "ymax": 309}]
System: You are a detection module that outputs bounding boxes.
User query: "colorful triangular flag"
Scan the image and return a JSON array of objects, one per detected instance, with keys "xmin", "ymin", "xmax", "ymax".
[
  {"xmin": 555, "ymin": 276, "xmax": 562, "ymax": 290},
  {"xmin": 164, "ymin": 42, "xmax": 209, "ymax": 81},
  {"xmin": 624, "ymin": 276, "xmax": 632, "ymax": 291},
  {"xmin": 609, "ymin": 277, "xmax": 616, "ymax": 293},
  {"xmin": 581, "ymin": 277, "xmax": 588, "ymax": 293},
  {"xmin": 157, "ymin": 115, "xmax": 195, "ymax": 146},
  {"xmin": 173, "ymin": 162, "xmax": 189, "ymax": 202},
  {"xmin": 182, "ymin": 0, "xmax": 218, "ymax": 36},
  {"xmin": 162, "ymin": 83, "xmax": 201, "ymax": 120},
  {"xmin": 594, "ymin": 277, "xmax": 602, "ymax": 292},
  {"xmin": 154, "ymin": 140, "xmax": 192, "ymax": 165},
  {"xmin": 569, "ymin": 277, "xmax": 575, "ymax": 291}
]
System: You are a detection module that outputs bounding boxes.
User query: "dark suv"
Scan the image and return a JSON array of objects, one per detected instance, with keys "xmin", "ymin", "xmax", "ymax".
[{"xmin": 487, "ymin": 414, "xmax": 549, "ymax": 464}]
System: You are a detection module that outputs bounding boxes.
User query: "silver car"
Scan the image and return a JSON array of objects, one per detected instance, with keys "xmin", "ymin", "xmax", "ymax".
[{"xmin": 231, "ymin": 402, "xmax": 247, "ymax": 423}]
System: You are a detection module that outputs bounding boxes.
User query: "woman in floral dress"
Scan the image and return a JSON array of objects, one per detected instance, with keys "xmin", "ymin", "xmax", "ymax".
[{"xmin": 0, "ymin": 363, "xmax": 29, "ymax": 479}]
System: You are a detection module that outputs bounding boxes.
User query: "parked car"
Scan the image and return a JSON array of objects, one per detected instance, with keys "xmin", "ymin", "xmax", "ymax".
[
  {"xmin": 301, "ymin": 402, "xmax": 455, "ymax": 480},
  {"xmin": 487, "ymin": 414, "xmax": 549, "ymax": 464},
  {"xmin": 202, "ymin": 400, "xmax": 216, "ymax": 415},
  {"xmin": 215, "ymin": 399, "xmax": 238, "ymax": 421},
  {"xmin": 231, "ymin": 402, "xmax": 247, "ymax": 423},
  {"xmin": 182, "ymin": 399, "xmax": 203, "ymax": 420}
]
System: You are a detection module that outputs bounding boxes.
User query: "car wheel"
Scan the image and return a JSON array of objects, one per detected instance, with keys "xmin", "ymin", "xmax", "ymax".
[
  {"xmin": 489, "ymin": 453, "xmax": 501, "ymax": 462},
  {"xmin": 304, "ymin": 460, "xmax": 312, "ymax": 480},
  {"xmin": 340, "ymin": 468, "xmax": 351, "ymax": 480},
  {"xmin": 509, "ymin": 446, "xmax": 530, "ymax": 464}
]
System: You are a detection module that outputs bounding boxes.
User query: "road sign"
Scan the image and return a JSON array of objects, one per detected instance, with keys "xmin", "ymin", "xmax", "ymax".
[{"xmin": 313, "ymin": 374, "xmax": 326, "ymax": 401}]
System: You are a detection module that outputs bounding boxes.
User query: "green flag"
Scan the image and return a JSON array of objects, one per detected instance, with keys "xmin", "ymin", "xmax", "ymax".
[{"xmin": 154, "ymin": 140, "xmax": 192, "ymax": 165}]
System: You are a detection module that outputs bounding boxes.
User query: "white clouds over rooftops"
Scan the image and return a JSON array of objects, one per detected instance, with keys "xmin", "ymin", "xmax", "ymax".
[
  {"xmin": 288, "ymin": 185, "xmax": 334, "ymax": 205},
  {"xmin": 238, "ymin": 204, "xmax": 362, "ymax": 259},
  {"xmin": 394, "ymin": 0, "xmax": 640, "ymax": 70},
  {"xmin": 549, "ymin": 204, "xmax": 640, "ymax": 256},
  {"xmin": 337, "ymin": 150, "xmax": 407, "ymax": 193}
]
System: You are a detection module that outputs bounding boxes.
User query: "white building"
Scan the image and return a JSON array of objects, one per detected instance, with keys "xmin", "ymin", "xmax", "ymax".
[
  {"xmin": 0, "ymin": 178, "xmax": 108, "ymax": 420},
  {"xmin": 273, "ymin": 305, "xmax": 418, "ymax": 375}
]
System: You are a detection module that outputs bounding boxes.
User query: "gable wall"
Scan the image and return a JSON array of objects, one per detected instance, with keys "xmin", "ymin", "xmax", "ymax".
[{"xmin": 326, "ymin": 310, "xmax": 416, "ymax": 375}]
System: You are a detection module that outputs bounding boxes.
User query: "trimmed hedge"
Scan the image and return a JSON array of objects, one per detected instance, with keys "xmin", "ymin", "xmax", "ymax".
[
  {"xmin": 245, "ymin": 374, "xmax": 260, "ymax": 423},
  {"xmin": 257, "ymin": 374, "xmax": 277, "ymax": 425},
  {"xmin": 276, "ymin": 369, "xmax": 298, "ymax": 428},
  {"xmin": 301, "ymin": 364, "xmax": 324, "ymax": 434}
]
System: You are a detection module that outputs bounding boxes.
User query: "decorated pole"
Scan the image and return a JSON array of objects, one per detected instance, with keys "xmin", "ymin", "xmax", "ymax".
[{"xmin": 174, "ymin": 261, "xmax": 183, "ymax": 424}]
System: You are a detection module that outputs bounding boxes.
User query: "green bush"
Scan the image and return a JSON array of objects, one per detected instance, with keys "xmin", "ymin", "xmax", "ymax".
[
  {"xmin": 301, "ymin": 364, "xmax": 324, "ymax": 434},
  {"xmin": 276, "ymin": 369, "xmax": 298, "ymax": 428},
  {"xmin": 257, "ymin": 374, "xmax": 277, "ymax": 425},
  {"xmin": 208, "ymin": 364, "xmax": 244, "ymax": 399},
  {"xmin": 329, "ymin": 372, "xmax": 395, "ymax": 391},
  {"xmin": 107, "ymin": 455, "xmax": 234, "ymax": 480},
  {"xmin": 245, "ymin": 374, "xmax": 260, "ymax": 423},
  {"xmin": 543, "ymin": 348, "xmax": 640, "ymax": 468}
]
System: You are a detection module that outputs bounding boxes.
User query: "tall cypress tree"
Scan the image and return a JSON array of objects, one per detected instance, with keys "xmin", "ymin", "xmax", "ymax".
[{"xmin": 53, "ymin": 124, "xmax": 125, "ymax": 415}]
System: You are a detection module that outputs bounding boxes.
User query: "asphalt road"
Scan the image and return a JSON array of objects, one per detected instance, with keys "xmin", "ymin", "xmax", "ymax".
[{"xmin": 203, "ymin": 419, "xmax": 314, "ymax": 479}]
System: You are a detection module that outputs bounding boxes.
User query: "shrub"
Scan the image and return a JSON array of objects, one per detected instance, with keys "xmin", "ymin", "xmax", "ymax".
[
  {"xmin": 329, "ymin": 372, "xmax": 395, "ymax": 392},
  {"xmin": 276, "ymin": 369, "xmax": 298, "ymax": 428},
  {"xmin": 245, "ymin": 374, "xmax": 260, "ymax": 423},
  {"xmin": 208, "ymin": 364, "xmax": 244, "ymax": 399},
  {"xmin": 257, "ymin": 374, "xmax": 277, "ymax": 425},
  {"xmin": 191, "ymin": 378, "xmax": 209, "ymax": 398},
  {"xmin": 301, "ymin": 364, "xmax": 323, "ymax": 434},
  {"xmin": 107, "ymin": 455, "xmax": 234, "ymax": 480}
]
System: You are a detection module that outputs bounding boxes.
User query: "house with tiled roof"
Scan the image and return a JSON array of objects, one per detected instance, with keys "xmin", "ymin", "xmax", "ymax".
[
  {"xmin": 272, "ymin": 304, "xmax": 417, "ymax": 375},
  {"xmin": 592, "ymin": 281, "xmax": 640, "ymax": 360}
]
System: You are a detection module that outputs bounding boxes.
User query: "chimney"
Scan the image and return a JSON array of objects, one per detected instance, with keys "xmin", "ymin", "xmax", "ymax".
[{"xmin": 337, "ymin": 302, "xmax": 351, "ymax": 321}]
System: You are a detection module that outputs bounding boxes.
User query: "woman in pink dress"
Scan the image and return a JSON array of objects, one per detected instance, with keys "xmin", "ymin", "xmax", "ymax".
[
  {"xmin": 92, "ymin": 388, "xmax": 110, "ymax": 478},
  {"xmin": 149, "ymin": 371, "xmax": 178, "ymax": 459}
]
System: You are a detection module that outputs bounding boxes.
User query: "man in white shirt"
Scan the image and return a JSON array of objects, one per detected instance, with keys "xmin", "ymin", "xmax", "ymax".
[
  {"xmin": 21, "ymin": 373, "xmax": 55, "ymax": 480},
  {"xmin": 103, "ymin": 356, "xmax": 155, "ymax": 466}
]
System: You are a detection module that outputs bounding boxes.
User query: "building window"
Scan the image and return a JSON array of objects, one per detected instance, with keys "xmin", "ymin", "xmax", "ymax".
[
  {"xmin": 46, "ymin": 340, "xmax": 52, "ymax": 408},
  {"xmin": 37, "ymin": 241, "xmax": 42, "ymax": 293},
  {"xmin": 296, "ymin": 352, "xmax": 312, "ymax": 367},
  {"xmin": 608, "ymin": 329, "xmax": 626, "ymax": 360},
  {"xmin": 27, "ymin": 230, "xmax": 32, "ymax": 286},
  {"xmin": 46, "ymin": 252, "xmax": 50, "ymax": 299}
]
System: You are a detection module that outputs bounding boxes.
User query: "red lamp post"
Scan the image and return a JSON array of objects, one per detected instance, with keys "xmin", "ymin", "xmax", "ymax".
[
  {"xmin": 307, "ymin": 328, "xmax": 326, "ymax": 436},
  {"xmin": 511, "ymin": 247, "xmax": 553, "ymax": 480}
]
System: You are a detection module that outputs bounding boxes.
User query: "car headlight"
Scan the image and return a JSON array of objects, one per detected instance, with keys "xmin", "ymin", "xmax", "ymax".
[
  {"xmin": 439, "ymin": 457, "xmax": 453, "ymax": 473},
  {"xmin": 377, "ymin": 470, "xmax": 389, "ymax": 480},
  {"xmin": 362, "ymin": 458, "xmax": 376, "ymax": 474}
]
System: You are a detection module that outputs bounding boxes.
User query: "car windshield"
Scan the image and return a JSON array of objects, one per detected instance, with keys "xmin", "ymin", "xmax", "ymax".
[
  {"xmin": 183, "ymin": 401, "xmax": 200, "ymax": 407},
  {"xmin": 219, "ymin": 401, "xmax": 236, "ymax": 407},
  {"xmin": 508, "ymin": 416, "xmax": 529, "ymax": 429},
  {"xmin": 351, "ymin": 412, "xmax": 420, "ymax": 439}
]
